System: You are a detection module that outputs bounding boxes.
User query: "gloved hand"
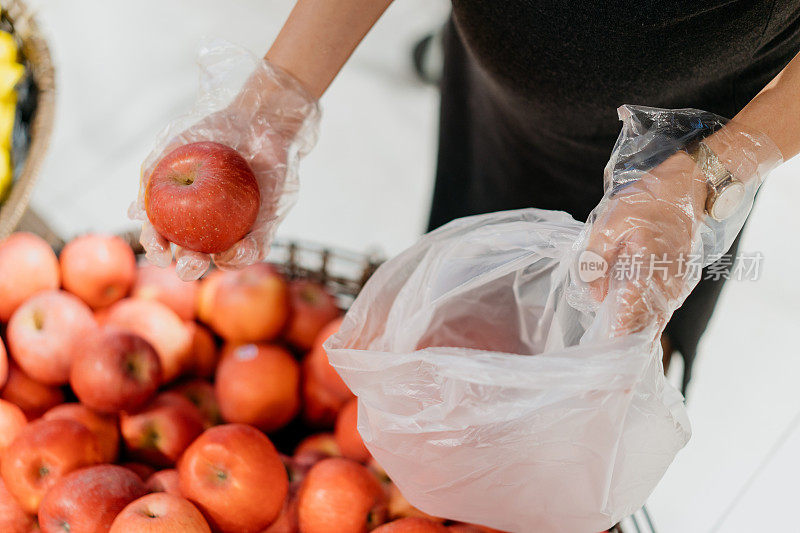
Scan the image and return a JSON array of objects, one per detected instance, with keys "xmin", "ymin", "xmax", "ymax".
[
  {"xmin": 130, "ymin": 40, "xmax": 320, "ymax": 281},
  {"xmin": 580, "ymin": 106, "xmax": 782, "ymax": 337}
]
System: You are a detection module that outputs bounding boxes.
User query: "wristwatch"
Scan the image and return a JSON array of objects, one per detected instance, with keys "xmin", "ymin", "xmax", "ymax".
[{"xmin": 690, "ymin": 141, "xmax": 745, "ymax": 221}]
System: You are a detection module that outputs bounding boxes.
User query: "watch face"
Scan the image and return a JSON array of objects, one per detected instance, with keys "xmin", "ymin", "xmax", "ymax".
[{"xmin": 710, "ymin": 181, "xmax": 745, "ymax": 221}]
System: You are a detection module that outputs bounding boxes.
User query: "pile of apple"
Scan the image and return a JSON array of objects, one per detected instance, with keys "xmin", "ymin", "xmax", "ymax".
[{"xmin": 0, "ymin": 231, "xmax": 503, "ymax": 533}]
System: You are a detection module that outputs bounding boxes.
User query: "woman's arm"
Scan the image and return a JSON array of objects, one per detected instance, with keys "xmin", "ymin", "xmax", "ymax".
[
  {"xmin": 266, "ymin": 0, "xmax": 395, "ymax": 99},
  {"xmin": 722, "ymin": 50, "xmax": 800, "ymax": 159}
]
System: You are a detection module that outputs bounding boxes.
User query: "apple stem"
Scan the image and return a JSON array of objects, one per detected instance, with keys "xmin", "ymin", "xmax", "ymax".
[{"xmin": 31, "ymin": 310, "xmax": 45, "ymax": 330}]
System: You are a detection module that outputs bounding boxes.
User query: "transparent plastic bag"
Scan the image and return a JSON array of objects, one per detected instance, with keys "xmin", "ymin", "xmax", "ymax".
[
  {"xmin": 129, "ymin": 40, "xmax": 320, "ymax": 280},
  {"xmin": 325, "ymin": 107, "xmax": 781, "ymax": 532}
]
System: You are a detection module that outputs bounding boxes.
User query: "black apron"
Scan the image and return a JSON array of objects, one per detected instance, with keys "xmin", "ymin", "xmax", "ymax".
[{"xmin": 429, "ymin": 1, "xmax": 800, "ymax": 392}]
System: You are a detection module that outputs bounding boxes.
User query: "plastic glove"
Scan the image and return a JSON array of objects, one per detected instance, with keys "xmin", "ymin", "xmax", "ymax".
[
  {"xmin": 130, "ymin": 40, "xmax": 320, "ymax": 281},
  {"xmin": 580, "ymin": 105, "xmax": 782, "ymax": 337}
]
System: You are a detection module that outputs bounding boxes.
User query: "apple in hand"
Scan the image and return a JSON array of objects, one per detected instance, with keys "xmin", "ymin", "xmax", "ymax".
[
  {"xmin": 7, "ymin": 290, "xmax": 97, "ymax": 385},
  {"xmin": 120, "ymin": 393, "xmax": 204, "ymax": 467},
  {"xmin": 145, "ymin": 141, "xmax": 260, "ymax": 254},
  {"xmin": 43, "ymin": 403, "xmax": 120, "ymax": 463},
  {"xmin": 0, "ymin": 232, "xmax": 60, "ymax": 323},
  {"xmin": 178, "ymin": 424, "xmax": 288, "ymax": 532},
  {"xmin": 285, "ymin": 280, "xmax": 341, "ymax": 350},
  {"xmin": 70, "ymin": 328, "xmax": 162, "ymax": 414},
  {"xmin": 209, "ymin": 264, "xmax": 289, "ymax": 342},
  {"xmin": 215, "ymin": 343, "xmax": 300, "ymax": 432},
  {"xmin": 110, "ymin": 493, "xmax": 211, "ymax": 533},
  {"xmin": 1, "ymin": 418, "xmax": 103, "ymax": 514},
  {"xmin": 0, "ymin": 363, "xmax": 65, "ymax": 419},
  {"xmin": 38, "ymin": 465, "xmax": 148, "ymax": 533},
  {"xmin": 59, "ymin": 234, "xmax": 137, "ymax": 309}
]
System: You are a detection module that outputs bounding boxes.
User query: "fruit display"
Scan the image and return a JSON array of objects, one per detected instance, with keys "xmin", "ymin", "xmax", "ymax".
[{"xmin": 0, "ymin": 231, "xmax": 522, "ymax": 533}]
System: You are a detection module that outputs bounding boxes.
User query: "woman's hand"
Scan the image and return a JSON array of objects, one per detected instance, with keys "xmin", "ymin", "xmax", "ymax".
[
  {"xmin": 585, "ymin": 151, "xmax": 707, "ymax": 335},
  {"xmin": 579, "ymin": 106, "xmax": 783, "ymax": 337},
  {"xmin": 133, "ymin": 42, "xmax": 320, "ymax": 281}
]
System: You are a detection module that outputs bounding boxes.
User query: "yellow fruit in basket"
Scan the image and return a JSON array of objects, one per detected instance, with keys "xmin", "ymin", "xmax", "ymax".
[
  {"xmin": 0, "ymin": 93, "xmax": 15, "ymax": 148},
  {"xmin": 0, "ymin": 149, "xmax": 11, "ymax": 202},
  {"xmin": 0, "ymin": 31, "xmax": 16, "ymax": 63},
  {"xmin": 0, "ymin": 61, "xmax": 22, "ymax": 95}
]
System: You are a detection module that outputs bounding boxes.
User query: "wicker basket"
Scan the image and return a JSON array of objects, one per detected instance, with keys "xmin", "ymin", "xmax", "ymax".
[{"xmin": 0, "ymin": 0, "xmax": 55, "ymax": 238}]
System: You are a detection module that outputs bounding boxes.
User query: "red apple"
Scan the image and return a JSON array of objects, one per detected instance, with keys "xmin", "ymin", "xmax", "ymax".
[
  {"xmin": 70, "ymin": 328, "xmax": 161, "ymax": 414},
  {"xmin": 0, "ymin": 399, "xmax": 27, "ymax": 462},
  {"xmin": 295, "ymin": 433, "xmax": 341, "ymax": 459},
  {"xmin": 305, "ymin": 317, "xmax": 352, "ymax": 401},
  {"xmin": 301, "ymin": 356, "xmax": 348, "ymax": 428},
  {"xmin": 97, "ymin": 304, "xmax": 116, "ymax": 322},
  {"xmin": 105, "ymin": 298, "xmax": 192, "ymax": 383},
  {"xmin": 132, "ymin": 262, "xmax": 199, "ymax": 320},
  {"xmin": 7, "ymin": 290, "xmax": 97, "ymax": 385},
  {"xmin": 170, "ymin": 380, "xmax": 222, "ymax": 429},
  {"xmin": 291, "ymin": 434, "xmax": 341, "ymax": 487},
  {"xmin": 0, "ymin": 477, "xmax": 37, "ymax": 532},
  {"xmin": 196, "ymin": 269, "xmax": 224, "ymax": 325},
  {"xmin": 145, "ymin": 141, "xmax": 260, "ymax": 254},
  {"xmin": 297, "ymin": 457, "xmax": 387, "ymax": 533},
  {"xmin": 373, "ymin": 518, "xmax": 449, "ymax": 533},
  {"xmin": 59, "ymin": 234, "xmax": 137, "ymax": 309},
  {"xmin": 209, "ymin": 264, "xmax": 289, "ymax": 342},
  {"xmin": 178, "ymin": 424, "xmax": 288, "ymax": 532},
  {"xmin": 38, "ymin": 464, "xmax": 148, "ymax": 533},
  {"xmin": 43, "ymin": 403, "xmax": 120, "ymax": 463},
  {"xmin": 152, "ymin": 391, "xmax": 207, "ymax": 426},
  {"xmin": 146, "ymin": 468, "xmax": 181, "ymax": 495},
  {"xmin": 0, "ymin": 363, "xmax": 65, "ymax": 419},
  {"xmin": 120, "ymin": 393, "xmax": 204, "ymax": 467},
  {"xmin": 0, "ymin": 232, "xmax": 60, "ymax": 323},
  {"xmin": 1, "ymin": 418, "xmax": 103, "ymax": 514},
  {"xmin": 185, "ymin": 322, "xmax": 218, "ymax": 379},
  {"xmin": 335, "ymin": 398, "xmax": 370, "ymax": 463},
  {"xmin": 0, "ymin": 337, "xmax": 8, "ymax": 388},
  {"xmin": 262, "ymin": 494, "xmax": 299, "ymax": 533},
  {"xmin": 121, "ymin": 462, "xmax": 157, "ymax": 482},
  {"xmin": 285, "ymin": 280, "xmax": 340, "ymax": 350},
  {"xmin": 110, "ymin": 493, "xmax": 211, "ymax": 533},
  {"xmin": 215, "ymin": 343, "xmax": 300, "ymax": 432}
]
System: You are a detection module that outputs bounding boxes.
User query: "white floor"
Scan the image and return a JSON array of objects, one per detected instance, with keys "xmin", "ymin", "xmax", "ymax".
[{"xmin": 24, "ymin": 1, "xmax": 800, "ymax": 531}]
